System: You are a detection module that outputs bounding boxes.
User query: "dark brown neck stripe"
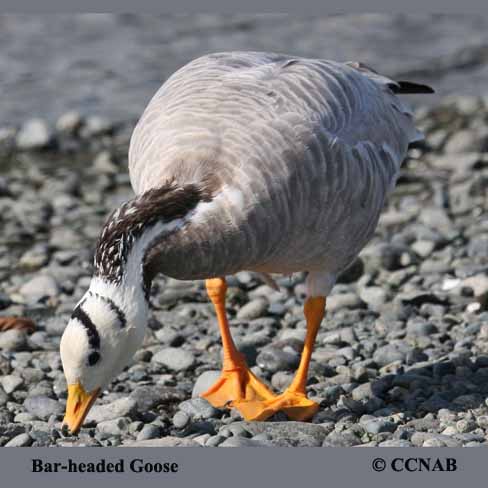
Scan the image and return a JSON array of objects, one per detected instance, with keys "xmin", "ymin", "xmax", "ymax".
[{"xmin": 93, "ymin": 182, "xmax": 213, "ymax": 292}]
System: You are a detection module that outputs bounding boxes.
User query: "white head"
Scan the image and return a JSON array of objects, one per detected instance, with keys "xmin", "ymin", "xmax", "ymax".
[{"xmin": 60, "ymin": 277, "xmax": 148, "ymax": 433}]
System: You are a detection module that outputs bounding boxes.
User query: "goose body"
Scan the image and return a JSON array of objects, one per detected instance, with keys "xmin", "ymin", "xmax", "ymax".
[
  {"xmin": 60, "ymin": 52, "xmax": 433, "ymax": 432},
  {"xmin": 128, "ymin": 52, "xmax": 422, "ymax": 285}
]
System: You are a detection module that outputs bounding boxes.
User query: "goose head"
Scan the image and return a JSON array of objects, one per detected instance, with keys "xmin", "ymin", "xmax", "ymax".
[
  {"xmin": 59, "ymin": 183, "xmax": 210, "ymax": 434},
  {"xmin": 60, "ymin": 278, "xmax": 147, "ymax": 434}
]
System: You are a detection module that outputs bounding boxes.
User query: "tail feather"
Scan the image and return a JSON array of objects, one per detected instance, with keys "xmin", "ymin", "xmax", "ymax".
[{"xmin": 390, "ymin": 81, "xmax": 435, "ymax": 94}]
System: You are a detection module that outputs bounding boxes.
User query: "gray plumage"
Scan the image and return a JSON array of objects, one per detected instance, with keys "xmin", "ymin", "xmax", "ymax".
[{"xmin": 127, "ymin": 51, "xmax": 427, "ymax": 284}]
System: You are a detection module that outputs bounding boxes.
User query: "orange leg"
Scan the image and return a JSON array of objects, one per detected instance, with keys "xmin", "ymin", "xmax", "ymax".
[
  {"xmin": 200, "ymin": 278, "xmax": 277, "ymax": 412},
  {"xmin": 234, "ymin": 296, "xmax": 326, "ymax": 421}
]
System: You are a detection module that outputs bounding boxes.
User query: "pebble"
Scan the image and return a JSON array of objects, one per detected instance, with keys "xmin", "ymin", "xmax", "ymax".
[
  {"xmin": 86, "ymin": 397, "xmax": 137, "ymax": 424},
  {"xmin": 5, "ymin": 433, "xmax": 32, "ymax": 447},
  {"xmin": 1, "ymin": 375, "xmax": 23, "ymax": 394},
  {"xmin": 178, "ymin": 398, "xmax": 218, "ymax": 420},
  {"xmin": 152, "ymin": 347, "xmax": 195, "ymax": 371},
  {"xmin": 45, "ymin": 317, "xmax": 68, "ymax": 336},
  {"xmin": 23, "ymin": 396, "xmax": 63, "ymax": 420},
  {"xmin": 191, "ymin": 370, "xmax": 221, "ymax": 398},
  {"xmin": 256, "ymin": 347, "xmax": 300, "ymax": 373},
  {"xmin": 359, "ymin": 287, "xmax": 389, "ymax": 312},
  {"xmin": 97, "ymin": 417, "xmax": 130, "ymax": 436},
  {"xmin": 363, "ymin": 418, "xmax": 396, "ymax": 434},
  {"xmin": 172, "ymin": 411, "xmax": 190, "ymax": 429},
  {"xmin": 56, "ymin": 111, "xmax": 83, "ymax": 135},
  {"xmin": 19, "ymin": 275, "xmax": 59, "ymax": 302},
  {"xmin": 219, "ymin": 437, "xmax": 273, "ymax": 447},
  {"xmin": 136, "ymin": 424, "xmax": 162, "ymax": 441},
  {"xmin": 373, "ymin": 343, "xmax": 410, "ymax": 367},
  {"xmin": 0, "ymin": 330, "xmax": 27, "ymax": 351},
  {"xmin": 236, "ymin": 298, "xmax": 268, "ymax": 320},
  {"xmin": 125, "ymin": 437, "xmax": 201, "ymax": 447},
  {"xmin": 16, "ymin": 118, "xmax": 51, "ymax": 150},
  {"xmin": 406, "ymin": 319, "xmax": 438, "ymax": 337}
]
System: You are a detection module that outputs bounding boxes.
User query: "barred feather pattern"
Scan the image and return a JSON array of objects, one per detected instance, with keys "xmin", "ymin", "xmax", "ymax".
[{"xmin": 125, "ymin": 52, "xmax": 429, "ymax": 283}]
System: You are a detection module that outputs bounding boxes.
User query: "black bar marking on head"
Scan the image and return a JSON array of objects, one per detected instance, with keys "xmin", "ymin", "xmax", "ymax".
[
  {"xmin": 71, "ymin": 304, "xmax": 101, "ymax": 353},
  {"xmin": 89, "ymin": 292, "xmax": 127, "ymax": 329}
]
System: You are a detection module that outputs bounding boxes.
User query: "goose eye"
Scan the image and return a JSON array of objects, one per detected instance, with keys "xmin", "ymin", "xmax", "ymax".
[{"xmin": 88, "ymin": 351, "xmax": 100, "ymax": 366}]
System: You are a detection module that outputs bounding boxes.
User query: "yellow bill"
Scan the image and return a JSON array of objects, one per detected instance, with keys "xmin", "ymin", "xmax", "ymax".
[{"xmin": 62, "ymin": 382, "xmax": 100, "ymax": 434}]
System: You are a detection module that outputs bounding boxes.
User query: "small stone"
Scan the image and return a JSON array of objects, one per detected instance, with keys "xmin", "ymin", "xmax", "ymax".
[
  {"xmin": 256, "ymin": 347, "xmax": 299, "ymax": 373},
  {"xmin": 0, "ymin": 388, "xmax": 8, "ymax": 406},
  {"xmin": 86, "ymin": 397, "xmax": 137, "ymax": 424},
  {"xmin": 363, "ymin": 418, "xmax": 396, "ymax": 434},
  {"xmin": 192, "ymin": 370, "xmax": 221, "ymax": 398},
  {"xmin": 82, "ymin": 116, "xmax": 113, "ymax": 137},
  {"xmin": 378, "ymin": 439, "xmax": 412, "ymax": 447},
  {"xmin": 411, "ymin": 432, "xmax": 462, "ymax": 447},
  {"xmin": 373, "ymin": 343, "xmax": 410, "ymax": 367},
  {"xmin": 220, "ymin": 437, "xmax": 272, "ymax": 447},
  {"xmin": 124, "ymin": 437, "xmax": 200, "ymax": 447},
  {"xmin": 324, "ymin": 431, "xmax": 361, "ymax": 447},
  {"xmin": 136, "ymin": 424, "xmax": 162, "ymax": 441},
  {"xmin": 4, "ymin": 433, "xmax": 32, "ymax": 447},
  {"xmin": 0, "ymin": 330, "xmax": 27, "ymax": 351},
  {"xmin": 351, "ymin": 383, "xmax": 376, "ymax": 402},
  {"xmin": 152, "ymin": 347, "xmax": 195, "ymax": 371},
  {"xmin": 93, "ymin": 151, "xmax": 118, "ymax": 175},
  {"xmin": 462, "ymin": 274, "xmax": 488, "ymax": 298},
  {"xmin": 236, "ymin": 298, "xmax": 268, "ymax": 320},
  {"xmin": 205, "ymin": 434, "xmax": 226, "ymax": 447},
  {"xmin": 271, "ymin": 371, "xmax": 294, "ymax": 390},
  {"xmin": 1, "ymin": 375, "xmax": 23, "ymax": 394},
  {"xmin": 412, "ymin": 240, "xmax": 435, "ymax": 258},
  {"xmin": 24, "ymin": 396, "xmax": 63, "ymax": 420},
  {"xmin": 468, "ymin": 235, "xmax": 488, "ymax": 259},
  {"xmin": 406, "ymin": 319, "xmax": 438, "ymax": 337},
  {"xmin": 359, "ymin": 287, "xmax": 388, "ymax": 312},
  {"xmin": 456, "ymin": 419, "xmax": 476, "ymax": 433},
  {"xmin": 16, "ymin": 118, "xmax": 52, "ymax": 150},
  {"xmin": 326, "ymin": 293, "xmax": 363, "ymax": 312},
  {"xmin": 178, "ymin": 398, "xmax": 218, "ymax": 420},
  {"xmin": 56, "ymin": 111, "xmax": 83, "ymax": 135},
  {"xmin": 19, "ymin": 275, "xmax": 59, "ymax": 302},
  {"xmin": 18, "ymin": 246, "xmax": 50, "ymax": 270},
  {"xmin": 444, "ymin": 129, "xmax": 481, "ymax": 154},
  {"xmin": 129, "ymin": 385, "xmax": 185, "ymax": 411},
  {"xmin": 45, "ymin": 317, "xmax": 67, "ymax": 336},
  {"xmin": 97, "ymin": 417, "xmax": 130, "ymax": 436},
  {"xmin": 172, "ymin": 411, "xmax": 190, "ymax": 429}
]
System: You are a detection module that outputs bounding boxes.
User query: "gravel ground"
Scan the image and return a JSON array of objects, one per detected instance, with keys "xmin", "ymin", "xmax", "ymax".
[{"xmin": 1, "ymin": 93, "xmax": 488, "ymax": 447}]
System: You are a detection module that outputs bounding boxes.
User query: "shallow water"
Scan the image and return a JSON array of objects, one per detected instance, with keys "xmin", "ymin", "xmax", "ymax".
[{"xmin": 1, "ymin": 13, "xmax": 488, "ymax": 126}]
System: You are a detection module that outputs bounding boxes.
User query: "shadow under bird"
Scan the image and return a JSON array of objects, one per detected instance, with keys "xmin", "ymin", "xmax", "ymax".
[{"xmin": 59, "ymin": 51, "xmax": 433, "ymax": 434}]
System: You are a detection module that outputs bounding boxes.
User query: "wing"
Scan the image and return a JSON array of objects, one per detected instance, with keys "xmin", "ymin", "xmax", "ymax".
[{"xmin": 128, "ymin": 52, "xmax": 428, "ymax": 197}]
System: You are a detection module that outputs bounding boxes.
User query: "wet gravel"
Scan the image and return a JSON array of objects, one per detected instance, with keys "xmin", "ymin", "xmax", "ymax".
[{"xmin": 1, "ymin": 89, "xmax": 488, "ymax": 446}]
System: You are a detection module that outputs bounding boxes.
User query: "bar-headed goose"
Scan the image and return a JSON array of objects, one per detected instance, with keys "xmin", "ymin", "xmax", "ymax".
[{"xmin": 60, "ymin": 52, "xmax": 433, "ymax": 433}]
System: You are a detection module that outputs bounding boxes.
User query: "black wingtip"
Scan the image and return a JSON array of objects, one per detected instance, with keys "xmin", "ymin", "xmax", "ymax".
[{"xmin": 392, "ymin": 81, "xmax": 435, "ymax": 94}]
